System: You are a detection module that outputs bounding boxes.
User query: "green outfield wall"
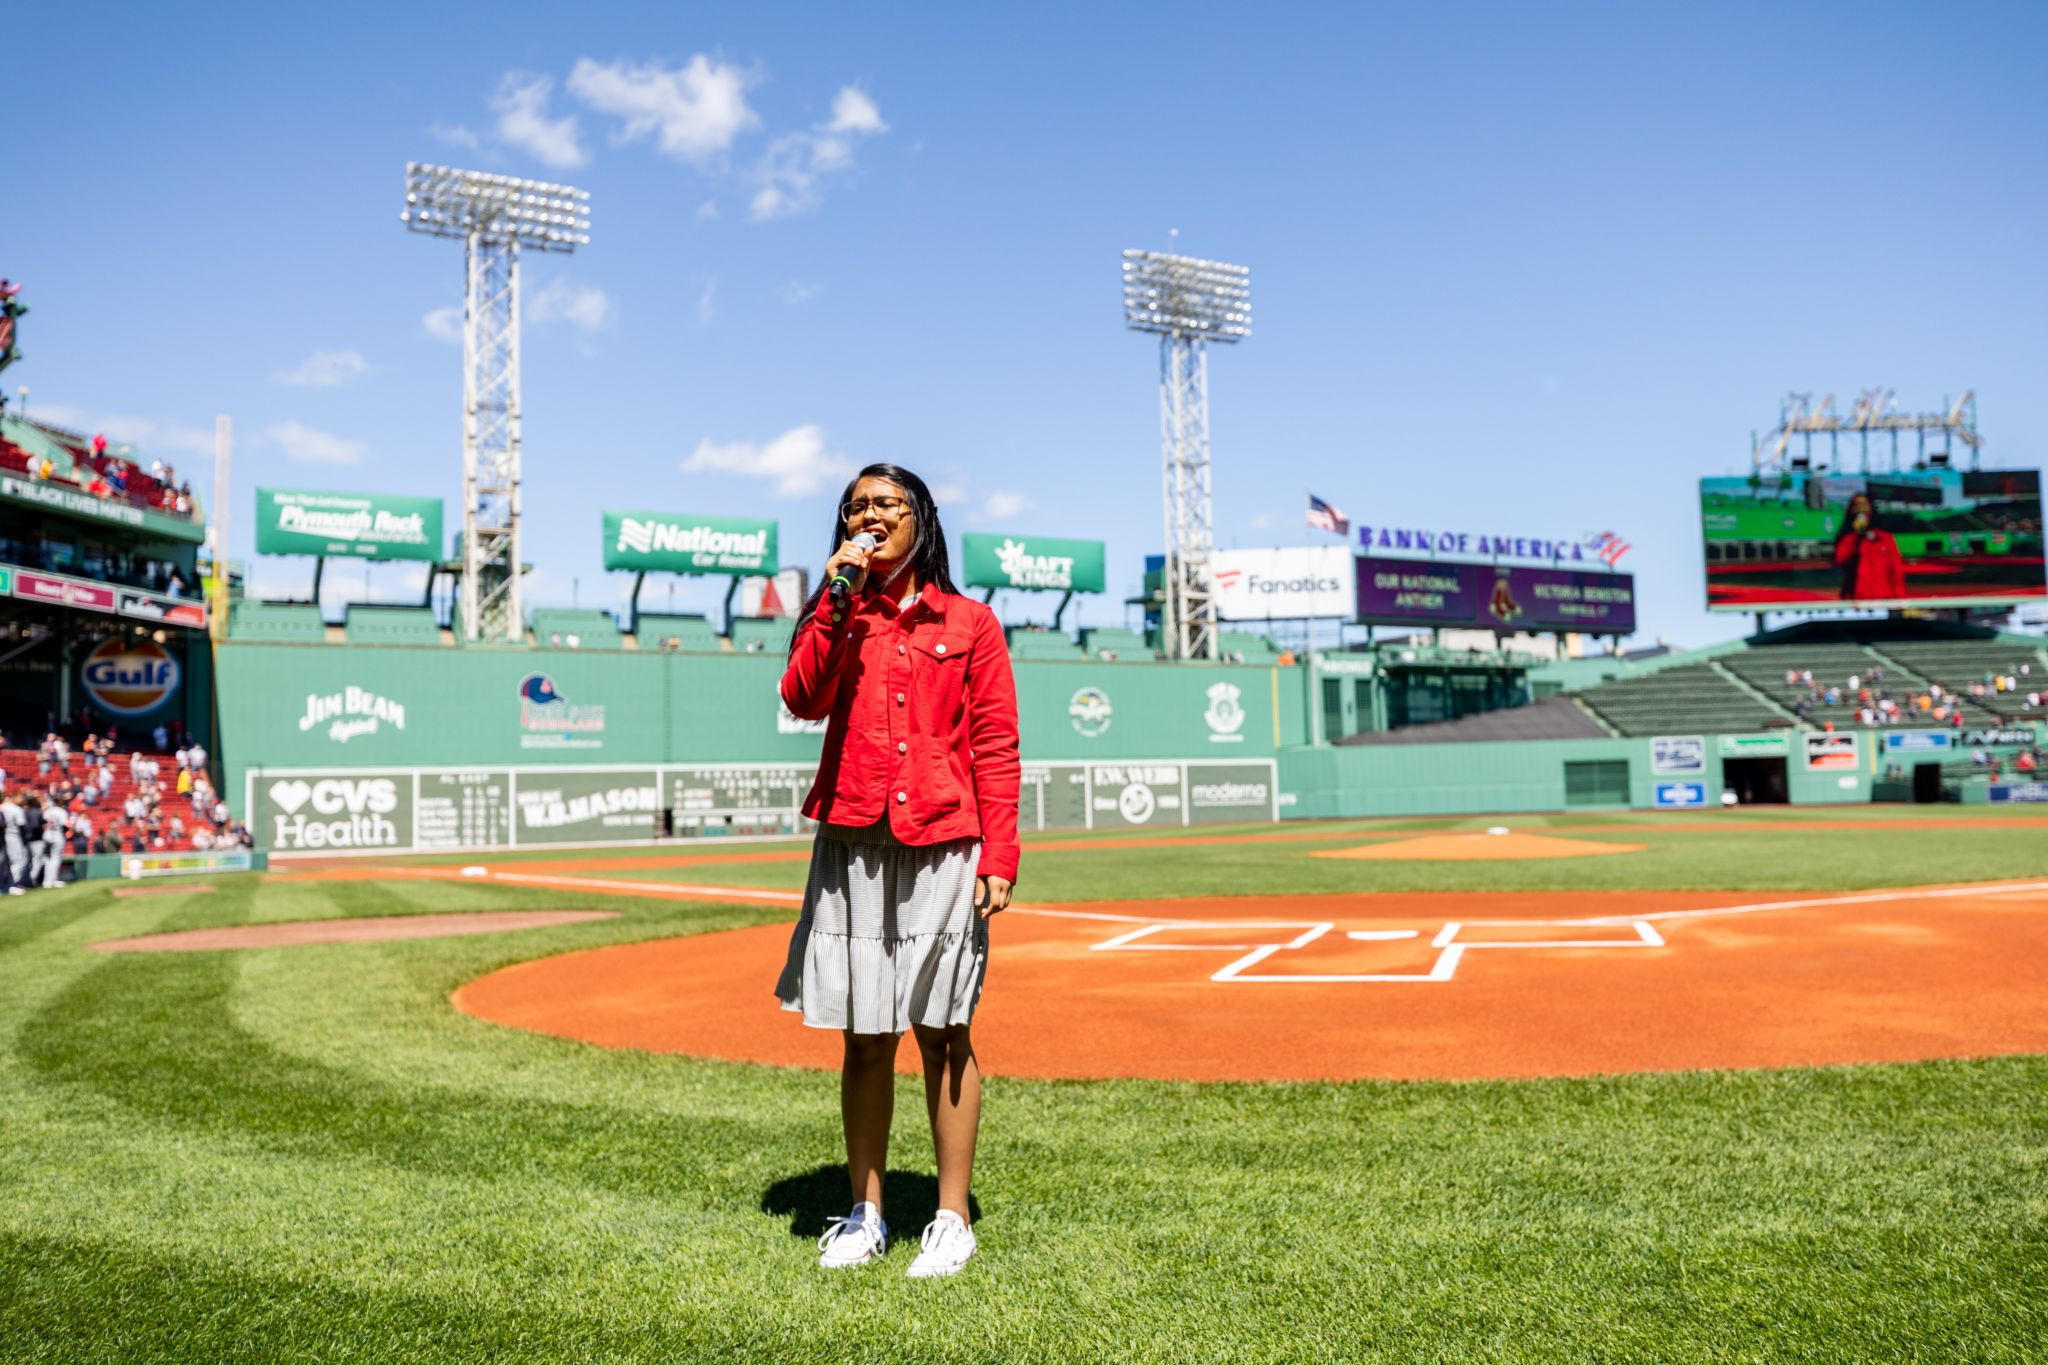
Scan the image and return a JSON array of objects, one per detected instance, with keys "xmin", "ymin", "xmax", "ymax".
[{"xmin": 216, "ymin": 643, "xmax": 1296, "ymax": 853}]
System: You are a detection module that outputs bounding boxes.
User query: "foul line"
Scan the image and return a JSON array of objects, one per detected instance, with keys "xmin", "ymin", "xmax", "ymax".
[{"xmin": 1574, "ymin": 878, "xmax": 2048, "ymax": 927}]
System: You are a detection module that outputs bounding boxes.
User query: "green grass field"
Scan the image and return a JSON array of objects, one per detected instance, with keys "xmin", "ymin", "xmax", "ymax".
[{"xmin": 4, "ymin": 807, "xmax": 2046, "ymax": 1362}]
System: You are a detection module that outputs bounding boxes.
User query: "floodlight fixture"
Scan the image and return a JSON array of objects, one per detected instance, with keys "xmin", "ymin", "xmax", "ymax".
[
  {"xmin": 402, "ymin": 162, "xmax": 594, "ymax": 641},
  {"xmin": 402, "ymin": 163, "xmax": 591, "ymax": 252},
  {"xmin": 1121, "ymin": 249, "xmax": 1251, "ymax": 342},
  {"xmin": 1122, "ymin": 247, "xmax": 1253, "ymax": 662}
]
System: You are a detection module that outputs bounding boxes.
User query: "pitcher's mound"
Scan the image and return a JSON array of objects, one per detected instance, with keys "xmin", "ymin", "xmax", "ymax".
[
  {"xmin": 1314, "ymin": 831, "xmax": 1644, "ymax": 861},
  {"xmin": 90, "ymin": 910, "xmax": 617, "ymax": 953}
]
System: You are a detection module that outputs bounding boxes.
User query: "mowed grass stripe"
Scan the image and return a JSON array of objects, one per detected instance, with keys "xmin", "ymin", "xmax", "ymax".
[{"xmin": 3, "ymin": 831, "xmax": 2046, "ymax": 1361}]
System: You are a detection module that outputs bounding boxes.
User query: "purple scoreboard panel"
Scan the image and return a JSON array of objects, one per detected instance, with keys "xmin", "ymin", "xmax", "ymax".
[{"xmin": 1354, "ymin": 555, "xmax": 1636, "ymax": 634}]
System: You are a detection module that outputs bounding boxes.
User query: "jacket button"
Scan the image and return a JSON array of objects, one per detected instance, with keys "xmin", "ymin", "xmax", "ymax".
[
  {"xmin": 897, "ymin": 741, "xmax": 907, "ymax": 753},
  {"xmin": 896, "ymin": 692, "xmax": 904, "ymax": 704},
  {"xmin": 896, "ymin": 791, "xmax": 907, "ymax": 803},
  {"xmin": 935, "ymin": 642, "xmax": 946, "ymax": 655},
  {"xmin": 898, "ymin": 644, "xmax": 906, "ymax": 654}
]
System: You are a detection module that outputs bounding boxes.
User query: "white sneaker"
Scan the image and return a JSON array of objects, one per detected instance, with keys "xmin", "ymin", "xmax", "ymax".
[
  {"xmin": 816, "ymin": 1205, "xmax": 888, "ymax": 1269},
  {"xmin": 906, "ymin": 1210, "xmax": 976, "ymax": 1278}
]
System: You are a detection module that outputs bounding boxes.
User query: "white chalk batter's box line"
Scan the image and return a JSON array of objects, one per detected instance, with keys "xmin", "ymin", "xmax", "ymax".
[{"xmin": 1091, "ymin": 918, "xmax": 1665, "ymax": 984}]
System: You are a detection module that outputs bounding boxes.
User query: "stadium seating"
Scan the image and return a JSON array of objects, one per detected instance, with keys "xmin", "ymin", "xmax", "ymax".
[
  {"xmin": 343, "ymin": 605, "xmax": 441, "ymax": 646},
  {"xmin": 1078, "ymin": 627, "xmax": 1160, "ymax": 661},
  {"xmin": 1219, "ymin": 631, "xmax": 1282, "ymax": 663},
  {"xmin": 0, "ymin": 747, "xmax": 223, "ymax": 857},
  {"xmin": 531, "ymin": 609, "xmax": 623, "ymax": 650},
  {"xmin": 1574, "ymin": 663, "xmax": 1789, "ymax": 737},
  {"xmin": 729, "ymin": 616, "xmax": 795, "ymax": 654},
  {"xmin": 1005, "ymin": 628, "xmax": 1085, "ymax": 660},
  {"xmin": 227, "ymin": 601, "xmax": 327, "ymax": 642},
  {"xmin": 633, "ymin": 614, "xmax": 725, "ymax": 653}
]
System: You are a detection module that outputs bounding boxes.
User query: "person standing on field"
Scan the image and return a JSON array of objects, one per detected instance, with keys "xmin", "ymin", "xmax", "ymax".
[
  {"xmin": 2, "ymin": 795, "xmax": 27, "ymax": 895},
  {"xmin": 774, "ymin": 464, "xmax": 1020, "ymax": 1279},
  {"xmin": 40, "ymin": 797, "xmax": 68, "ymax": 888}
]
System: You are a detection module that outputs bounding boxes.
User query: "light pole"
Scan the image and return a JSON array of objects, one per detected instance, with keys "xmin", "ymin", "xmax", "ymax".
[
  {"xmin": 1122, "ymin": 248, "xmax": 1251, "ymax": 661},
  {"xmin": 402, "ymin": 163, "xmax": 591, "ymax": 641}
]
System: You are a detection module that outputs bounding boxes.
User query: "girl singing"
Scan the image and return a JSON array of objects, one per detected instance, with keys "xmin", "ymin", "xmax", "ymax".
[{"xmin": 775, "ymin": 463, "xmax": 1020, "ymax": 1277}]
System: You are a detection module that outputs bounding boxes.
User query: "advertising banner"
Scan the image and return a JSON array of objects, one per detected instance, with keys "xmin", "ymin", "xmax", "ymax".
[
  {"xmin": 255, "ymin": 488, "xmax": 444, "ymax": 561},
  {"xmin": 117, "ymin": 589, "xmax": 209, "ymax": 630},
  {"xmin": 1963, "ymin": 726, "xmax": 2037, "ymax": 748},
  {"xmin": 1649, "ymin": 736, "xmax": 1706, "ymax": 774},
  {"xmin": 1718, "ymin": 733, "xmax": 1789, "ymax": 755},
  {"xmin": 1211, "ymin": 547, "xmax": 1354, "ymax": 620},
  {"xmin": 1883, "ymin": 731, "xmax": 1953, "ymax": 753},
  {"xmin": 257, "ymin": 772, "xmax": 413, "ymax": 853},
  {"xmin": 0, "ymin": 472, "xmax": 205, "ymax": 542},
  {"xmin": 961, "ymin": 534, "xmax": 1107, "ymax": 594},
  {"xmin": 245, "ymin": 758, "xmax": 1279, "ymax": 855},
  {"xmin": 17, "ymin": 570, "xmax": 116, "ymax": 612},
  {"xmin": 1654, "ymin": 782, "xmax": 1709, "ymax": 809},
  {"xmin": 1701, "ymin": 469, "xmax": 2046, "ymax": 611},
  {"xmin": 1354, "ymin": 556, "xmax": 1636, "ymax": 633},
  {"xmin": 1990, "ymin": 782, "xmax": 2048, "ymax": 803},
  {"xmin": 603, "ymin": 511, "xmax": 777, "ymax": 576},
  {"xmin": 512, "ymin": 769, "xmax": 665, "ymax": 844},
  {"xmin": 1803, "ymin": 732, "xmax": 1861, "ymax": 770}
]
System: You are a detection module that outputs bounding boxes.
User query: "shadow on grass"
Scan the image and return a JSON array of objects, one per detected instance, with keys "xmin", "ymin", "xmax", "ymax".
[{"xmin": 762, "ymin": 1164, "xmax": 982, "ymax": 1237}]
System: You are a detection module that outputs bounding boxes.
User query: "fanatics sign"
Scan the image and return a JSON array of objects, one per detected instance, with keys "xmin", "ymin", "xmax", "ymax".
[{"xmin": 1211, "ymin": 547, "xmax": 1354, "ymax": 621}]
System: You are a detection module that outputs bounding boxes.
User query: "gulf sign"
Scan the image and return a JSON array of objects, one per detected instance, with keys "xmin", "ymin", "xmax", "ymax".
[{"xmin": 80, "ymin": 637, "xmax": 181, "ymax": 716}]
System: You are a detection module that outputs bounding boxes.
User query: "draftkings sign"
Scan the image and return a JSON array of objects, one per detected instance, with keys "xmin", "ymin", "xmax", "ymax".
[{"xmin": 961, "ymin": 534, "xmax": 1106, "ymax": 594}]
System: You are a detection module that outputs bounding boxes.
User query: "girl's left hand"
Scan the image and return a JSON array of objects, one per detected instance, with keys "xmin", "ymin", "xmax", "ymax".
[{"xmin": 974, "ymin": 875, "xmax": 1013, "ymax": 918}]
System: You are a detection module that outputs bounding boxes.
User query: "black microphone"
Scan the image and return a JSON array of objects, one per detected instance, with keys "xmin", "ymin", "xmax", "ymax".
[{"xmin": 827, "ymin": 531, "xmax": 880, "ymax": 605}]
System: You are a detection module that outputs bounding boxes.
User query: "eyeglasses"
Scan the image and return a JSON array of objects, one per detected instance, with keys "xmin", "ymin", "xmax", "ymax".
[{"xmin": 841, "ymin": 496, "xmax": 913, "ymax": 522}]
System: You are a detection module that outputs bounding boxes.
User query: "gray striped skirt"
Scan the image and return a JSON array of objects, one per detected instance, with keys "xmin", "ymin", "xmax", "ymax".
[{"xmin": 773, "ymin": 825, "xmax": 989, "ymax": 1035}]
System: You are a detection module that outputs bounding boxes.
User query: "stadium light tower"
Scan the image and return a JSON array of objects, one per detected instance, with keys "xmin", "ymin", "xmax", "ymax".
[
  {"xmin": 1122, "ymin": 248, "xmax": 1251, "ymax": 661},
  {"xmin": 402, "ymin": 163, "xmax": 591, "ymax": 641}
]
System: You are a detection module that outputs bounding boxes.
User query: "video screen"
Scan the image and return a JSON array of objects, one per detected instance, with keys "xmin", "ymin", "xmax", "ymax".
[
  {"xmin": 1701, "ymin": 469, "xmax": 2046, "ymax": 611},
  {"xmin": 1354, "ymin": 556, "xmax": 1635, "ymax": 634}
]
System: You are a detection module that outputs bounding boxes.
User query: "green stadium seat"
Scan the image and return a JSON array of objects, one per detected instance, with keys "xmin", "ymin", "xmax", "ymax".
[
  {"xmin": 1078, "ymin": 627, "xmax": 1160, "ymax": 661},
  {"xmin": 227, "ymin": 600, "xmax": 327, "ymax": 642},
  {"xmin": 1005, "ymin": 628, "xmax": 1085, "ymax": 660},
  {"xmin": 730, "ymin": 616, "xmax": 795, "ymax": 654},
  {"xmin": 530, "ymin": 609, "xmax": 623, "ymax": 650},
  {"xmin": 634, "ymin": 613, "xmax": 725, "ymax": 653},
  {"xmin": 343, "ymin": 605, "xmax": 442, "ymax": 646}
]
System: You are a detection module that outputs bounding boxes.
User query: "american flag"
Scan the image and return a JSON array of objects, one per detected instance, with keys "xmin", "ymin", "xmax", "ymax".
[
  {"xmin": 1306, "ymin": 493, "xmax": 1349, "ymax": 535},
  {"xmin": 1586, "ymin": 531, "xmax": 1631, "ymax": 567}
]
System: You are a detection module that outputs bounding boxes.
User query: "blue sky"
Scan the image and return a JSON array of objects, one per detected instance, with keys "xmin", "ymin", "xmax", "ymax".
[{"xmin": 12, "ymin": 1, "xmax": 2047, "ymax": 646}]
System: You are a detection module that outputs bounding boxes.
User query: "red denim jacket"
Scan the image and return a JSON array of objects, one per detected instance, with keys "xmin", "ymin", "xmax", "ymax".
[{"xmin": 780, "ymin": 582, "xmax": 1021, "ymax": 883}]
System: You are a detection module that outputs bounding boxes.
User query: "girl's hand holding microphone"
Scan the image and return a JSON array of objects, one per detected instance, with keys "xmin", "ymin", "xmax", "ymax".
[{"xmin": 822, "ymin": 532, "xmax": 879, "ymax": 624}]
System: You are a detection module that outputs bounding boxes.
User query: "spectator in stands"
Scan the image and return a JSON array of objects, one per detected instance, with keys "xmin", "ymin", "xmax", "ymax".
[
  {"xmin": 169, "ymin": 814, "xmax": 186, "ymax": 844},
  {"xmin": 210, "ymin": 799, "xmax": 230, "ymax": 829},
  {"xmin": 1833, "ymin": 492, "xmax": 1906, "ymax": 601},
  {"xmin": 36, "ymin": 735, "xmax": 56, "ymax": 778},
  {"xmin": 123, "ymin": 792, "xmax": 145, "ymax": 824},
  {"xmin": 95, "ymin": 826, "xmax": 120, "ymax": 857},
  {"xmin": 152, "ymin": 723, "xmax": 169, "ymax": 750},
  {"xmin": 70, "ymin": 809, "xmax": 93, "ymax": 857},
  {"xmin": 96, "ymin": 763, "xmax": 112, "ymax": 797},
  {"xmin": 2019, "ymin": 750, "xmax": 2038, "ymax": 775},
  {"xmin": 191, "ymin": 826, "xmax": 214, "ymax": 852}
]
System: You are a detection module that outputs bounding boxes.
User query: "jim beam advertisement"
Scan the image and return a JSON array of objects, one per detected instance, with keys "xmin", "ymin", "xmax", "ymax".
[
  {"xmin": 513, "ymin": 769, "xmax": 664, "ymax": 844},
  {"xmin": 259, "ymin": 773, "xmax": 413, "ymax": 851}
]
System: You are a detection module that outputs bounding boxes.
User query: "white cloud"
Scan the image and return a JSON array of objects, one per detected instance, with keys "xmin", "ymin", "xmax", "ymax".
[
  {"xmin": 827, "ymin": 86, "xmax": 887, "ymax": 135},
  {"xmin": 568, "ymin": 55, "xmax": 759, "ymax": 164},
  {"xmin": 527, "ymin": 279, "xmax": 612, "ymax": 332},
  {"xmin": 31, "ymin": 404, "xmax": 214, "ymax": 460},
  {"xmin": 272, "ymin": 348, "xmax": 368, "ymax": 388},
  {"xmin": 266, "ymin": 420, "xmax": 367, "ymax": 466},
  {"xmin": 980, "ymin": 490, "xmax": 1034, "ymax": 521},
  {"xmin": 779, "ymin": 279, "xmax": 823, "ymax": 306},
  {"xmin": 696, "ymin": 278, "xmax": 718, "ymax": 327},
  {"xmin": 429, "ymin": 121, "xmax": 482, "ymax": 153},
  {"xmin": 696, "ymin": 199, "xmax": 720, "ymax": 220},
  {"xmin": 749, "ymin": 85, "xmax": 888, "ymax": 221},
  {"xmin": 422, "ymin": 306, "xmax": 463, "ymax": 344},
  {"xmin": 682, "ymin": 424, "xmax": 853, "ymax": 497},
  {"xmin": 491, "ymin": 72, "xmax": 587, "ymax": 169}
]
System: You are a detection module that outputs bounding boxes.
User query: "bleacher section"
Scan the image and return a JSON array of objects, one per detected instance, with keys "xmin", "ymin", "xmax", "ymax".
[
  {"xmin": 343, "ymin": 605, "xmax": 441, "ymax": 646},
  {"xmin": 1575, "ymin": 664, "xmax": 1790, "ymax": 737},
  {"xmin": 1006, "ymin": 628, "xmax": 1085, "ymax": 660},
  {"xmin": 1568, "ymin": 624, "xmax": 2048, "ymax": 738},
  {"xmin": 227, "ymin": 601, "xmax": 326, "ymax": 642},
  {"xmin": 1339, "ymin": 695, "xmax": 1610, "ymax": 745},
  {"xmin": 1, "ymin": 747, "xmax": 222, "ymax": 857},
  {"xmin": 634, "ymin": 614, "xmax": 725, "ymax": 653},
  {"xmin": 531, "ymin": 609, "xmax": 623, "ymax": 650},
  {"xmin": 1079, "ymin": 627, "xmax": 1159, "ymax": 661},
  {"xmin": 730, "ymin": 617, "xmax": 794, "ymax": 654}
]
